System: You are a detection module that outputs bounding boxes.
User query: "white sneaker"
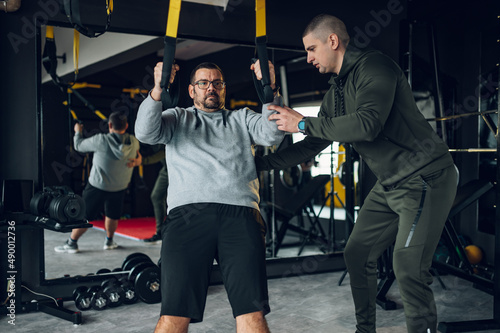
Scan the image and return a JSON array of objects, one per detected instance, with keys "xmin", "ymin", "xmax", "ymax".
[
  {"xmin": 54, "ymin": 241, "xmax": 79, "ymax": 254},
  {"xmin": 104, "ymin": 240, "xmax": 118, "ymax": 250}
]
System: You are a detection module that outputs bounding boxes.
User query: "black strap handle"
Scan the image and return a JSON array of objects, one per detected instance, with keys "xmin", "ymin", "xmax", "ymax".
[
  {"xmin": 63, "ymin": 0, "xmax": 112, "ymax": 38},
  {"xmin": 252, "ymin": 36, "xmax": 274, "ymax": 104},
  {"xmin": 42, "ymin": 37, "xmax": 62, "ymax": 86},
  {"xmin": 160, "ymin": 36, "xmax": 180, "ymax": 109}
]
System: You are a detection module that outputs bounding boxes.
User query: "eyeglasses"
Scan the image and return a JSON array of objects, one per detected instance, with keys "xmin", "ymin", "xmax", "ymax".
[{"xmin": 192, "ymin": 80, "xmax": 226, "ymax": 90}]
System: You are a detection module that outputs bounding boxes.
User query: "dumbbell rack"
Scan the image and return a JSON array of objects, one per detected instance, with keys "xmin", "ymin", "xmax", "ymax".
[
  {"xmin": 0, "ymin": 213, "xmax": 110, "ymax": 325},
  {"xmin": 1, "ymin": 212, "xmax": 164, "ymax": 325}
]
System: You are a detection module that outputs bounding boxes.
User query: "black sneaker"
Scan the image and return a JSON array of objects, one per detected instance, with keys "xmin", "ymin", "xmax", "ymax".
[{"xmin": 142, "ymin": 233, "xmax": 161, "ymax": 244}]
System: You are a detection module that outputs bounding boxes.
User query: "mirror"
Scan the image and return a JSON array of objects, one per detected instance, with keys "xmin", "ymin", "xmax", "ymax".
[{"xmin": 39, "ymin": 25, "xmax": 342, "ymax": 279}]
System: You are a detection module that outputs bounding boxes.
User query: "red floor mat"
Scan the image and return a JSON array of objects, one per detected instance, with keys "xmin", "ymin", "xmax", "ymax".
[{"xmin": 90, "ymin": 217, "xmax": 156, "ymax": 240}]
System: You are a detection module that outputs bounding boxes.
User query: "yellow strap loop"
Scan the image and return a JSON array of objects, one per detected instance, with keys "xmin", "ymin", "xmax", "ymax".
[
  {"xmin": 46, "ymin": 25, "xmax": 54, "ymax": 39},
  {"xmin": 107, "ymin": 0, "xmax": 113, "ymax": 15},
  {"xmin": 94, "ymin": 110, "xmax": 107, "ymax": 120},
  {"xmin": 70, "ymin": 110, "xmax": 78, "ymax": 120},
  {"xmin": 73, "ymin": 29, "xmax": 80, "ymax": 75},
  {"xmin": 138, "ymin": 165, "xmax": 144, "ymax": 178},
  {"xmin": 166, "ymin": 0, "xmax": 182, "ymax": 37},
  {"xmin": 255, "ymin": 0, "xmax": 266, "ymax": 37}
]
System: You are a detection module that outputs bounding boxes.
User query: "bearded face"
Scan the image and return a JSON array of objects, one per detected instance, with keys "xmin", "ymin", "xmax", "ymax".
[{"xmin": 189, "ymin": 68, "xmax": 226, "ymax": 112}]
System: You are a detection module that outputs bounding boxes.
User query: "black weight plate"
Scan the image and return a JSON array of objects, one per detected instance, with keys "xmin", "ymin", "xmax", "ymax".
[
  {"xmin": 73, "ymin": 286, "xmax": 88, "ymax": 300},
  {"xmin": 103, "ymin": 285, "xmax": 123, "ymax": 307},
  {"xmin": 122, "ymin": 253, "xmax": 151, "ymax": 270},
  {"xmin": 135, "ymin": 265, "xmax": 161, "ymax": 304},
  {"xmin": 128, "ymin": 261, "xmax": 155, "ymax": 282},
  {"xmin": 89, "ymin": 286, "xmax": 108, "ymax": 311},
  {"xmin": 88, "ymin": 285, "xmax": 101, "ymax": 293},
  {"xmin": 122, "ymin": 287, "xmax": 137, "ymax": 304},
  {"xmin": 122, "ymin": 255, "xmax": 152, "ymax": 272},
  {"xmin": 96, "ymin": 268, "xmax": 111, "ymax": 275},
  {"xmin": 101, "ymin": 277, "xmax": 118, "ymax": 288},
  {"xmin": 75, "ymin": 294, "xmax": 92, "ymax": 311}
]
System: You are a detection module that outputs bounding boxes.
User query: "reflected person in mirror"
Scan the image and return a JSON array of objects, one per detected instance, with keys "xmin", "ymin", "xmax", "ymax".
[{"xmin": 54, "ymin": 111, "xmax": 141, "ymax": 253}]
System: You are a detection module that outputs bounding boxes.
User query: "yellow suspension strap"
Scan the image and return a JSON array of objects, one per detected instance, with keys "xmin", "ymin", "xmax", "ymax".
[
  {"xmin": 63, "ymin": 0, "xmax": 114, "ymax": 38},
  {"xmin": 160, "ymin": 0, "xmax": 182, "ymax": 109},
  {"xmin": 73, "ymin": 29, "xmax": 80, "ymax": 81},
  {"xmin": 42, "ymin": 26, "xmax": 64, "ymax": 86},
  {"xmin": 66, "ymin": 84, "xmax": 107, "ymax": 121},
  {"xmin": 253, "ymin": 0, "xmax": 274, "ymax": 104}
]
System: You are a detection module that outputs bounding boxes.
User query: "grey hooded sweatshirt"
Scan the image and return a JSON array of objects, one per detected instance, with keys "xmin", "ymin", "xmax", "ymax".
[{"xmin": 74, "ymin": 132, "xmax": 140, "ymax": 192}]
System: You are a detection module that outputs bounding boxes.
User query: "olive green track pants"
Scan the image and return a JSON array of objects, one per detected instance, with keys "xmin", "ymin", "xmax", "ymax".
[{"xmin": 344, "ymin": 164, "xmax": 458, "ymax": 333}]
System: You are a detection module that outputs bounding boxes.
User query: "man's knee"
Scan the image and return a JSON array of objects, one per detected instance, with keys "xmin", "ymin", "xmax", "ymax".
[
  {"xmin": 393, "ymin": 246, "xmax": 432, "ymax": 286},
  {"xmin": 235, "ymin": 311, "xmax": 270, "ymax": 333},
  {"xmin": 155, "ymin": 315, "xmax": 190, "ymax": 333}
]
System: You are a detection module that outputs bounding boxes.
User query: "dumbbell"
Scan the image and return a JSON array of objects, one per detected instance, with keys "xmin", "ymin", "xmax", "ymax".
[
  {"xmin": 88, "ymin": 285, "xmax": 109, "ymax": 311},
  {"xmin": 90, "ymin": 253, "xmax": 161, "ymax": 304},
  {"xmin": 122, "ymin": 253, "xmax": 153, "ymax": 272},
  {"xmin": 118, "ymin": 275, "xmax": 138, "ymax": 305},
  {"xmin": 73, "ymin": 286, "xmax": 92, "ymax": 311},
  {"xmin": 134, "ymin": 264, "xmax": 161, "ymax": 304},
  {"xmin": 101, "ymin": 277, "xmax": 125, "ymax": 308}
]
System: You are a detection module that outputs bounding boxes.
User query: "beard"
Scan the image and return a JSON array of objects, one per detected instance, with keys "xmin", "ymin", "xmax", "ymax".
[
  {"xmin": 194, "ymin": 91, "xmax": 224, "ymax": 111},
  {"xmin": 203, "ymin": 93, "xmax": 221, "ymax": 110}
]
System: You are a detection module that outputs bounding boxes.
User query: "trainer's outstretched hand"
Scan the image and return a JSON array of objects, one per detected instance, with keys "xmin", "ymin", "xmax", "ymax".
[{"xmin": 267, "ymin": 105, "xmax": 304, "ymax": 133}]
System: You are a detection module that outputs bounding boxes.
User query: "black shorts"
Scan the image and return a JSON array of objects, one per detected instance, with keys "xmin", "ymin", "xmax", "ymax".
[
  {"xmin": 160, "ymin": 203, "xmax": 270, "ymax": 322},
  {"xmin": 82, "ymin": 183, "xmax": 126, "ymax": 220}
]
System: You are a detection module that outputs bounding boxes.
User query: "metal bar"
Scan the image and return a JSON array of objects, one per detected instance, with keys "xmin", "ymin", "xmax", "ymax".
[
  {"xmin": 429, "ymin": 23, "xmax": 447, "ymax": 142},
  {"xmin": 38, "ymin": 301, "xmax": 82, "ymax": 325},
  {"xmin": 425, "ymin": 109, "xmax": 497, "ymax": 122},
  {"xmin": 449, "ymin": 148, "xmax": 496, "ymax": 152}
]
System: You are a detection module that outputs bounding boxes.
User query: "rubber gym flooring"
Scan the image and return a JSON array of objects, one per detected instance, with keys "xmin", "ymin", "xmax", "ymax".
[{"xmin": 4, "ymin": 226, "xmax": 496, "ymax": 332}]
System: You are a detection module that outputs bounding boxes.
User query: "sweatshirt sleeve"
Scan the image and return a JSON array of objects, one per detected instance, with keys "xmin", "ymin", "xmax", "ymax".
[
  {"xmin": 306, "ymin": 55, "xmax": 396, "ymax": 143},
  {"xmin": 73, "ymin": 132, "xmax": 104, "ymax": 153},
  {"xmin": 135, "ymin": 94, "xmax": 176, "ymax": 145},
  {"xmin": 246, "ymin": 94, "xmax": 286, "ymax": 147}
]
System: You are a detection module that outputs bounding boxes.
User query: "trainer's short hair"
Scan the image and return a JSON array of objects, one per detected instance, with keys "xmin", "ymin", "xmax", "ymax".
[{"xmin": 303, "ymin": 14, "xmax": 350, "ymax": 46}]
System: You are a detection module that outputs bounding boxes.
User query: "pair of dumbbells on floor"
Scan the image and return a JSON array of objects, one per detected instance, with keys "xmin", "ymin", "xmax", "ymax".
[{"xmin": 73, "ymin": 253, "xmax": 161, "ymax": 311}]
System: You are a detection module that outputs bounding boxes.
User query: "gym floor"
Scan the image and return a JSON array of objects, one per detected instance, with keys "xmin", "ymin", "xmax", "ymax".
[{"xmin": 5, "ymin": 227, "xmax": 496, "ymax": 332}]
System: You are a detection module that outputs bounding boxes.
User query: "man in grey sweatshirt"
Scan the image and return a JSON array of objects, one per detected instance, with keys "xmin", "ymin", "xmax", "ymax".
[
  {"xmin": 134, "ymin": 61, "xmax": 284, "ymax": 333},
  {"xmin": 55, "ymin": 111, "xmax": 142, "ymax": 253}
]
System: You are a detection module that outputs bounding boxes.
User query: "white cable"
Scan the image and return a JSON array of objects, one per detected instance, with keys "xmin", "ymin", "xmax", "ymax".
[{"xmin": 22, "ymin": 285, "xmax": 59, "ymax": 307}]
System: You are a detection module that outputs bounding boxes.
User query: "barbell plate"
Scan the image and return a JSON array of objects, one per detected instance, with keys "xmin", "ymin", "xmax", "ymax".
[
  {"xmin": 96, "ymin": 268, "xmax": 111, "ymax": 274},
  {"xmin": 122, "ymin": 255, "xmax": 152, "ymax": 272},
  {"xmin": 128, "ymin": 261, "xmax": 155, "ymax": 282},
  {"xmin": 135, "ymin": 265, "xmax": 161, "ymax": 304},
  {"xmin": 122, "ymin": 253, "xmax": 152, "ymax": 270}
]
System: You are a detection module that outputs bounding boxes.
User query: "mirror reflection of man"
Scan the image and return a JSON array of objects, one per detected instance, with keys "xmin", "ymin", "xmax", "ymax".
[{"xmin": 54, "ymin": 111, "xmax": 142, "ymax": 253}]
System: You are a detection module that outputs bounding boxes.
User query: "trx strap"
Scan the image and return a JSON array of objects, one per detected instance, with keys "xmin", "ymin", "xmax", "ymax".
[
  {"xmin": 43, "ymin": 26, "xmax": 107, "ymax": 121},
  {"xmin": 160, "ymin": 0, "xmax": 182, "ymax": 109},
  {"xmin": 73, "ymin": 29, "xmax": 80, "ymax": 78},
  {"xmin": 253, "ymin": 0, "xmax": 274, "ymax": 104},
  {"xmin": 63, "ymin": 0, "xmax": 113, "ymax": 38},
  {"xmin": 67, "ymin": 87, "xmax": 107, "ymax": 120},
  {"xmin": 42, "ymin": 26, "xmax": 62, "ymax": 86}
]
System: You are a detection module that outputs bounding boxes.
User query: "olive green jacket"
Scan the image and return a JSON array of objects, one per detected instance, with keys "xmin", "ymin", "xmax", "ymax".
[{"xmin": 259, "ymin": 44, "xmax": 453, "ymax": 186}]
